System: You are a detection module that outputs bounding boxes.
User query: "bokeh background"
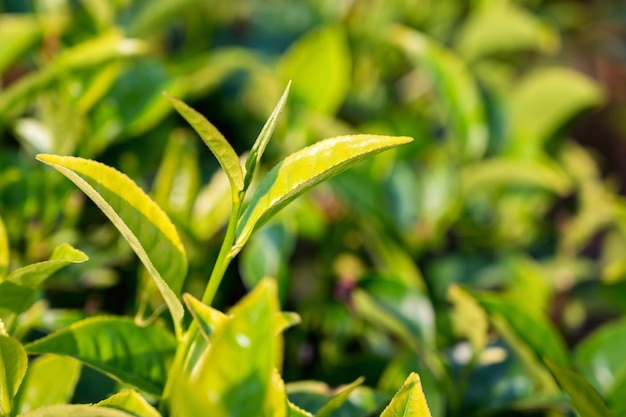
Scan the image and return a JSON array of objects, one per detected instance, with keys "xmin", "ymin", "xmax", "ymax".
[{"xmin": 2, "ymin": 0, "xmax": 626, "ymax": 415}]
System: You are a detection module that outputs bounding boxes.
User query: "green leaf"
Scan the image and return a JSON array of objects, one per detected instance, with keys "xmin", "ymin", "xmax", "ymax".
[
  {"xmin": 0, "ymin": 215, "xmax": 7, "ymax": 278},
  {"xmin": 0, "ymin": 335, "xmax": 27, "ymax": 417},
  {"xmin": 172, "ymin": 279, "xmax": 279, "ymax": 417},
  {"xmin": 163, "ymin": 93, "xmax": 244, "ymax": 194},
  {"xmin": 545, "ymin": 358, "xmax": 613, "ymax": 417},
  {"xmin": 287, "ymin": 401, "xmax": 314, "ymax": 417},
  {"xmin": 17, "ymin": 404, "xmax": 135, "ymax": 417},
  {"xmin": 391, "ymin": 26, "xmax": 487, "ymax": 160},
  {"xmin": 25, "ymin": 317, "xmax": 176, "ymax": 396},
  {"xmin": 190, "ymin": 161, "xmax": 234, "ymax": 240},
  {"xmin": 14, "ymin": 355, "xmax": 81, "ymax": 414},
  {"xmin": 36, "ymin": 155, "xmax": 187, "ymax": 336},
  {"xmin": 182, "ymin": 293, "xmax": 227, "ymax": 340},
  {"xmin": 0, "ymin": 15, "xmax": 41, "ymax": 75},
  {"xmin": 315, "ymin": 377, "xmax": 364, "ymax": 417},
  {"xmin": 97, "ymin": 390, "xmax": 162, "ymax": 417},
  {"xmin": 264, "ymin": 369, "xmax": 288, "ymax": 417},
  {"xmin": 380, "ymin": 372, "xmax": 433, "ymax": 417},
  {"xmin": 279, "ymin": 26, "xmax": 350, "ymax": 115},
  {"xmin": 6, "ymin": 244, "xmax": 88, "ymax": 288},
  {"xmin": 447, "ymin": 285, "xmax": 488, "ymax": 356},
  {"xmin": 235, "ymin": 134, "xmax": 413, "ymax": 249},
  {"xmin": 244, "ymin": 82, "xmax": 291, "ymax": 190},
  {"xmin": 508, "ymin": 67, "xmax": 604, "ymax": 155}
]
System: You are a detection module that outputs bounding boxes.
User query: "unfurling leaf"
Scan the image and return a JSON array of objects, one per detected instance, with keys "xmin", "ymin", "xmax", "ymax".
[{"xmin": 380, "ymin": 372, "xmax": 432, "ymax": 417}]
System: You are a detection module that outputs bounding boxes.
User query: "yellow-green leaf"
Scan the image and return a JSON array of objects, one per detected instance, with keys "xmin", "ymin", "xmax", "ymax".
[
  {"xmin": 0, "ymin": 215, "xmax": 8, "ymax": 278},
  {"xmin": 6, "ymin": 244, "xmax": 88, "ymax": 288},
  {"xmin": 182, "ymin": 293, "xmax": 228, "ymax": 340},
  {"xmin": 97, "ymin": 390, "xmax": 161, "ymax": 417},
  {"xmin": 0, "ymin": 335, "xmax": 27, "ymax": 417},
  {"xmin": 164, "ymin": 93, "xmax": 244, "ymax": 194},
  {"xmin": 36, "ymin": 154, "xmax": 187, "ymax": 335},
  {"xmin": 380, "ymin": 373, "xmax": 432, "ymax": 417},
  {"xmin": 315, "ymin": 377, "xmax": 364, "ymax": 417},
  {"xmin": 17, "ymin": 404, "xmax": 135, "ymax": 417},
  {"xmin": 235, "ymin": 134, "xmax": 413, "ymax": 250}
]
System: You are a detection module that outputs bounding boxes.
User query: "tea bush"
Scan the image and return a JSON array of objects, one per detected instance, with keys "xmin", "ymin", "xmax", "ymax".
[{"xmin": 1, "ymin": 1, "xmax": 626, "ymax": 416}]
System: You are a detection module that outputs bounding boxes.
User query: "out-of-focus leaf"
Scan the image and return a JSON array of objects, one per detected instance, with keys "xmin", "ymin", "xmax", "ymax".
[
  {"xmin": 0, "ymin": 215, "xmax": 8, "ymax": 278},
  {"xmin": 279, "ymin": 26, "xmax": 350, "ymax": 115},
  {"xmin": 315, "ymin": 377, "xmax": 364, "ymax": 417},
  {"xmin": 546, "ymin": 358, "xmax": 612, "ymax": 417},
  {"xmin": 0, "ymin": 15, "xmax": 41, "ymax": 75},
  {"xmin": 14, "ymin": 355, "xmax": 81, "ymax": 414},
  {"xmin": 17, "ymin": 404, "xmax": 135, "ymax": 416},
  {"xmin": 164, "ymin": 94, "xmax": 244, "ymax": 194},
  {"xmin": 0, "ymin": 335, "xmax": 27, "ymax": 417},
  {"xmin": 6, "ymin": 244, "xmax": 88, "ymax": 288},
  {"xmin": 264, "ymin": 369, "xmax": 288, "ymax": 417},
  {"xmin": 182, "ymin": 293, "xmax": 227, "ymax": 340},
  {"xmin": 380, "ymin": 373, "xmax": 432, "ymax": 417},
  {"xmin": 245, "ymin": 82, "xmax": 291, "ymax": 189},
  {"xmin": 235, "ymin": 135, "xmax": 413, "ymax": 250},
  {"xmin": 391, "ymin": 26, "xmax": 487, "ymax": 160},
  {"xmin": 172, "ymin": 279, "xmax": 279, "ymax": 417},
  {"xmin": 448, "ymin": 285, "xmax": 488, "ymax": 356},
  {"xmin": 508, "ymin": 67, "xmax": 604, "ymax": 155},
  {"xmin": 25, "ymin": 317, "xmax": 176, "ymax": 396},
  {"xmin": 97, "ymin": 390, "xmax": 161, "ymax": 417},
  {"xmin": 288, "ymin": 401, "xmax": 314, "ymax": 417},
  {"xmin": 456, "ymin": 3, "xmax": 559, "ymax": 61},
  {"xmin": 190, "ymin": 164, "xmax": 232, "ymax": 240},
  {"xmin": 287, "ymin": 381, "xmax": 387, "ymax": 417},
  {"xmin": 36, "ymin": 155, "xmax": 187, "ymax": 336}
]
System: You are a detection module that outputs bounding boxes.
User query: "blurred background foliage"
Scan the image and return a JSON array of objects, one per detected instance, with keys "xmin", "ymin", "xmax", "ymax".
[{"xmin": 2, "ymin": 0, "xmax": 626, "ymax": 415}]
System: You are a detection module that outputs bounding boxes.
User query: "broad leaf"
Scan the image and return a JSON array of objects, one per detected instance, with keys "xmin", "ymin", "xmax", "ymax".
[
  {"xmin": 315, "ymin": 377, "xmax": 364, "ymax": 417},
  {"xmin": 172, "ymin": 279, "xmax": 279, "ymax": 417},
  {"xmin": 391, "ymin": 26, "xmax": 487, "ymax": 160},
  {"xmin": 0, "ymin": 335, "xmax": 27, "ymax": 417},
  {"xmin": 6, "ymin": 244, "xmax": 88, "ymax": 288},
  {"xmin": 380, "ymin": 372, "xmax": 432, "ymax": 417},
  {"xmin": 14, "ymin": 355, "xmax": 81, "ymax": 414},
  {"xmin": 36, "ymin": 155, "xmax": 187, "ymax": 336},
  {"xmin": 0, "ymin": 215, "xmax": 7, "ymax": 278},
  {"xmin": 235, "ymin": 134, "xmax": 413, "ymax": 249},
  {"xmin": 17, "ymin": 404, "xmax": 135, "ymax": 417},
  {"xmin": 25, "ymin": 317, "xmax": 176, "ymax": 396},
  {"xmin": 279, "ymin": 26, "xmax": 350, "ymax": 115},
  {"xmin": 164, "ymin": 93, "xmax": 244, "ymax": 194},
  {"xmin": 244, "ymin": 82, "xmax": 291, "ymax": 189},
  {"xmin": 97, "ymin": 390, "xmax": 161, "ymax": 417},
  {"xmin": 546, "ymin": 359, "xmax": 612, "ymax": 417}
]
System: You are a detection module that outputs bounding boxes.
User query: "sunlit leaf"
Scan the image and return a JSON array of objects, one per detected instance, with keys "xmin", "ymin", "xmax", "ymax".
[
  {"xmin": 0, "ymin": 215, "xmax": 8, "ymax": 278},
  {"xmin": 0, "ymin": 335, "xmax": 27, "ymax": 417},
  {"xmin": 391, "ymin": 26, "xmax": 487, "ymax": 160},
  {"xmin": 164, "ymin": 93, "xmax": 244, "ymax": 194},
  {"xmin": 546, "ymin": 358, "xmax": 612, "ymax": 417},
  {"xmin": 97, "ymin": 390, "xmax": 161, "ymax": 417},
  {"xmin": 0, "ymin": 15, "xmax": 41, "ymax": 75},
  {"xmin": 264, "ymin": 369, "xmax": 288, "ymax": 417},
  {"xmin": 288, "ymin": 401, "xmax": 314, "ymax": 417},
  {"xmin": 315, "ymin": 377, "xmax": 364, "ymax": 417},
  {"xmin": 6, "ymin": 244, "xmax": 88, "ymax": 288},
  {"xmin": 182, "ymin": 293, "xmax": 228, "ymax": 340},
  {"xmin": 17, "ymin": 404, "xmax": 135, "ymax": 417},
  {"xmin": 245, "ymin": 82, "xmax": 291, "ymax": 189},
  {"xmin": 25, "ymin": 317, "xmax": 176, "ymax": 396},
  {"xmin": 279, "ymin": 26, "xmax": 350, "ymax": 115},
  {"xmin": 235, "ymin": 135, "xmax": 413, "ymax": 250},
  {"xmin": 448, "ymin": 285, "xmax": 488, "ymax": 356},
  {"xmin": 380, "ymin": 372, "xmax": 432, "ymax": 417},
  {"xmin": 36, "ymin": 155, "xmax": 187, "ymax": 336},
  {"xmin": 14, "ymin": 355, "xmax": 81, "ymax": 414}
]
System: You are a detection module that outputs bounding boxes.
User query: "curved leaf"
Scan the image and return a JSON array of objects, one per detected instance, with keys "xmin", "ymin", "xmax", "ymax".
[
  {"xmin": 36, "ymin": 155, "xmax": 187, "ymax": 335},
  {"xmin": 97, "ymin": 390, "xmax": 161, "ymax": 417},
  {"xmin": 17, "ymin": 404, "xmax": 135, "ymax": 417},
  {"xmin": 235, "ymin": 134, "xmax": 413, "ymax": 249},
  {"xmin": 25, "ymin": 317, "xmax": 176, "ymax": 396},
  {"xmin": 0, "ymin": 335, "xmax": 27, "ymax": 417},
  {"xmin": 380, "ymin": 372, "xmax": 432, "ymax": 417},
  {"xmin": 164, "ymin": 93, "xmax": 244, "ymax": 194},
  {"xmin": 15, "ymin": 355, "xmax": 81, "ymax": 414},
  {"xmin": 6, "ymin": 244, "xmax": 88, "ymax": 288}
]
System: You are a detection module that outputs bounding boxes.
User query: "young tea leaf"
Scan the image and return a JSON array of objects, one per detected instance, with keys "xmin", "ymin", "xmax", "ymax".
[
  {"xmin": 288, "ymin": 401, "xmax": 314, "ymax": 417},
  {"xmin": 17, "ymin": 404, "xmax": 135, "ymax": 417},
  {"xmin": 264, "ymin": 369, "xmax": 288, "ymax": 417},
  {"xmin": 235, "ymin": 134, "xmax": 413, "ymax": 250},
  {"xmin": 315, "ymin": 376, "xmax": 364, "ymax": 417},
  {"xmin": 25, "ymin": 317, "xmax": 176, "ymax": 396},
  {"xmin": 182, "ymin": 293, "xmax": 228, "ymax": 340},
  {"xmin": 163, "ymin": 93, "xmax": 244, "ymax": 194},
  {"xmin": 36, "ymin": 155, "xmax": 187, "ymax": 336},
  {"xmin": 380, "ymin": 372, "xmax": 432, "ymax": 417},
  {"xmin": 97, "ymin": 390, "xmax": 162, "ymax": 417},
  {"xmin": 244, "ymin": 81, "xmax": 291, "ymax": 190},
  {"xmin": 6, "ymin": 244, "xmax": 88, "ymax": 288},
  {"xmin": 0, "ymin": 335, "xmax": 28, "ymax": 417}
]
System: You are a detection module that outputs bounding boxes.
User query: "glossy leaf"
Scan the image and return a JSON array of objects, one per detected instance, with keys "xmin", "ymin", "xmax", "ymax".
[
  {"xmin": 36, "ymin": 154, "xmax": 187, "ymax": 335},
  {"xmin": 315, "ymin": 377, "xmax": 364, "ymax": 417},
  {"xmin": 97, "ymin": 390, "xmax": 161, "ymax": 417},
  {"xmin": 172, "ymin": 279, "xmax": 279, "ymax": 417},
  {"xmin": 0, "ymin": 215, "xmax": 7, "ymax": 278},
  {"xmin": 17, "ymin": 404, "xmax": 135, "ymax": 417},
  {"xmin": 182, "ymin": 293, "xmax": 227, "ymax": 339},
  {"xmin": 25, "ymin": 317, "xmax": 176, "ymax": 396},
  {"xmin": 235, "ymin": 134, "xmax": 413, "ymax": 249},
  {"xmin": 0, "ymin": 335, "xmax": 27, "ymax": 417},
  {"xmin": 6, "ymin": 244, "xmax": 88, "ymax": 288},
  {"xmin": 546, "ymin": 359, "xmax": 612, "ymax": 417},
  {"xmin": 380, "ymin": 372, "xmax": 432, "ymax": 417},
  {"xmin": 14, "ymin": 355, "xmax": 81, "ymax": 414},
  {"xmin": 391, "ymin": 26, "xmax": 487, "ymax": 160},
  {"xmin": 164, "ymin": 93, "xmax": 244, "ymax": 194},
  {"xmin": 279, "ymin": 26, "xmax": 350, "ymax": 115},
  {"xmin": 244, "ymin": 82, "xmax": 291, "ymax": 189}
]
